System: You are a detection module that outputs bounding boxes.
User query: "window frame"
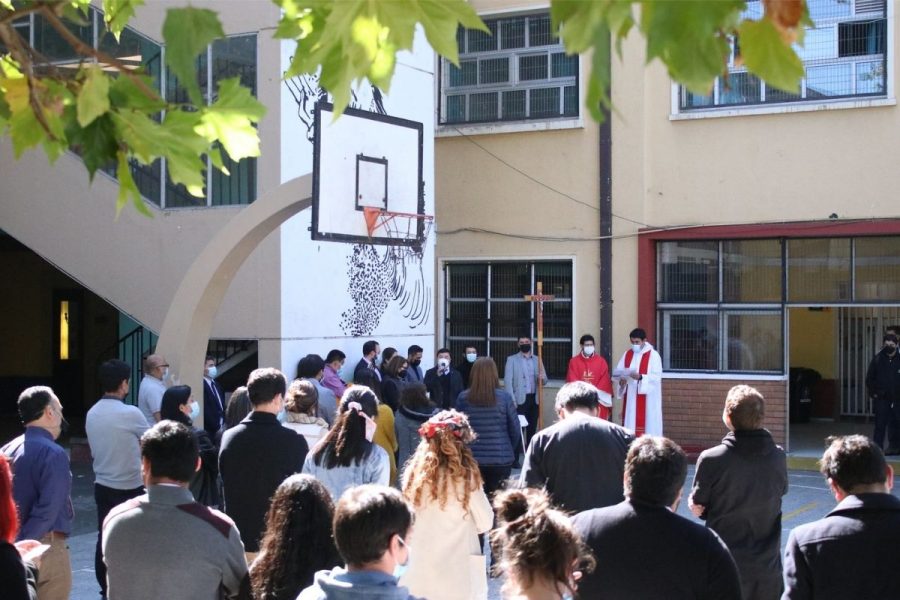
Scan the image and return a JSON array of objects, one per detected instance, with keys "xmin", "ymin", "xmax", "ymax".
[
  {"xmin": 442, "ymin": 258, "xmax": 575, "ymax": 381},
  {"xmin": 672, "ymin": 0, "xmax": 893, "ymax": 118},
  {"xmin": 437, "ymin": 11, "xmax": 580, "ymax": 128}
]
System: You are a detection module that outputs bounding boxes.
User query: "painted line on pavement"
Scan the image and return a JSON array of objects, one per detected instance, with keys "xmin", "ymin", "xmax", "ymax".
[{"xmin": 782, "ymin": 501, "xmax": 818, "ymax": 522}]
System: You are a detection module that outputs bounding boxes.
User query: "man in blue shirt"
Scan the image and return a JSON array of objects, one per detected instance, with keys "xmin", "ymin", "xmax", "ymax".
[{"xmin": 1, "ymin": 385, "xmax": 73, "ymax": 600}]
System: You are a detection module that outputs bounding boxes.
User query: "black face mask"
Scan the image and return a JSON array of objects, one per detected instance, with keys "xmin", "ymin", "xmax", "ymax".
[
  {"xmin": 410, "ymin": 359, "xmax": 421, "ymax": 367},
  {"xmin": 519, "ymin": 344, "xmax": 532, "ymax": 354}
]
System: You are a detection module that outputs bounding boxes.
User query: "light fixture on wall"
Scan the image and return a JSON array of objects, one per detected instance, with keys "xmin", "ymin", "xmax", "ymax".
[{"xmin": 59, "ymin": 301, "xmax": 69, "ymax": 361}]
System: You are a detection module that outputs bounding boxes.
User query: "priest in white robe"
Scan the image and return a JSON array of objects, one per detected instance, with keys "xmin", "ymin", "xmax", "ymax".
[{"xmin": 613, "ymin": 328, "xmax": 663, "ymax": 436}]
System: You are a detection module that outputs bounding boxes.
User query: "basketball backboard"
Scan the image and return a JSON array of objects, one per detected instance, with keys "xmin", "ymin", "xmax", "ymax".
[{"xmin": 311, "ymin": 102, "xmax": 425, "ymax": 246}]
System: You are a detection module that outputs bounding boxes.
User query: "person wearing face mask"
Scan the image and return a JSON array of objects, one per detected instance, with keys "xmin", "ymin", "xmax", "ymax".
[
  {"xmin": 505, "ymin": 335, "xmax": 547, "ymax": 463},
  {"xmin": 202, "ymin": 356, "xmax": 226, "ymax": 437},
  {"xmin": 302, "ymin": 387, "xmax": 390, "ymax": 501},
  {"xmin": 612, "ymin": 328, "xmax": 664, "ymax": 437},
  {"xmin": 566, "ymin": 334, "xmax": 614, "ymax": 420},
  {"xmin": 159, "ymin": 385, "xmax": 220, "ymax": 507},
  {"xmin": 404, "ymin": 345, "xmax": 425, "ymax": 384},
  {"xmin": 424, "ymin": 348, "xmax": 465, "ymax": 410},
  {"xmin": 459, "ymin": 345, "xmax": 478, "ymax": 388},
  {"xmin": 297, "ymin": 484, "xmax": 419, "ymax": 600},
  {"xmin": 865, "ymin": 333, "xmax": 900, "ymax": 454},
  {"xmin": 1, "ymin": 386, "xmax": 73, "ymax": 600},
  {"xmin": 219, "ymin": 368, "xmax": 308, "ymax": 563},
  {"xmin": 137, "ymin": 354, "xmax": 170, "ymax": 424}
]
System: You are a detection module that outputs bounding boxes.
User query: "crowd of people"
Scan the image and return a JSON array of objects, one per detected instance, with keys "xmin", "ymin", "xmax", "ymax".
[{"xmin": 1, "ymin": 334, "xmax": 900, "ymax": 599}]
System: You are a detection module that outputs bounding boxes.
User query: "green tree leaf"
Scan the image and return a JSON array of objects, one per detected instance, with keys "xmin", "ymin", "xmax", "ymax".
[
  {"xmin": 195, "ymin": 77, "xmax": 265, "ymax": 161},
  {"xmin": 115, "ymin": 150, "xmax": 151, "ymax": 217},
  {"xmin": 67, "ymin": 113, "xmax": 118, "ymax": 178},
  {"xmin": 738, "ymin": 17, "xmax": 804, "ymax": 93},
  {"xmin": 77, "ymin": 65, "xmax": 111, "ymax": 127},
  {"xmin": 103, "ymin": 0, "xmax": 145, "ymax": 38},
  {"xmin": 162, "ymin": 8, "xmax": 224, "ymax": 106}
]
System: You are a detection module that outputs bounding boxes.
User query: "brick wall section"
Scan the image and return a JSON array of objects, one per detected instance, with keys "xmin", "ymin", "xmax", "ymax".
[{"xmin": 663, "ymin": 379, "xmax": 787, "ymax": 457}]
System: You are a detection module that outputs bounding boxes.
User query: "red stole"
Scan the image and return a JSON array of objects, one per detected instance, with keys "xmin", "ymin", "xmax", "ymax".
[{"xmin": 624, "ymin": 350, "xmax": 652, "ymax": 436}]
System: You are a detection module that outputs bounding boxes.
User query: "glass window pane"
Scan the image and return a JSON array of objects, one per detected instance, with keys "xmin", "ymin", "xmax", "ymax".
[
  {"xmin": 447, "ymin": 300, "xmax": 488, "ymax": 338},
  {"xmin": 807, "ymin": 0, "xmax": 851, "ymax": 22},
  {"xmin": 683, "ymin": 87, "xmax": 715, "ymax": 108},
  {"xmin": 519, "ymin": 54, "xmax": 548, "ymax": 81},
  {"xmin": 449, "ymin": 61, "xmax": 477, "ymax": 87},
  {"xmin": 725, "ymin": 312, "xmax": 783, "ymax": 372},
  {"xmin": 212, "ymin": 35, "xmax": 257, "ymax": 94},
  {"xmin": 788, "ymin": 238, "xmax": 851, "ymax": 302},
  {"xmin": 469, "ymin": 92, "xmax": 498, "ymax": 121},
  {"xmin": 535, "ymin": 261, "xmax": 572, "ymax": 298},
  {"xmin": 456, "ymin": 26, "xmax": 466, "ymax": 54},
  {"xmin": 33, "ymin": 12, "xmax": 93, "ymax": 63},
  {"xmin": 528, "ymin": 15, "xmax": 554, "ymax": 46},
  {"xmin": 856, "ymin": 60, "xmax": 885, "ymax": 94},
  {"xmin": 806, "ymin": 63, "xmax": 852, "ymax": 98},
  {"xmin": 500, "ymin": 18, "xmax": 525, "ymax": 49},
  {"xmin": 166, "ymin": 53, "xmax": 206, "ymax": 104},
  {"xmin": 838, "ymin": 19, "xmax": 886, "ymax": 58},
  {"xmin": 502, "ymin": 90, "xmax": 526, "ymax": 120},
  {"xmin": 663, "ymin": 312, "xmax": 719, "ymax": 370},
  {"xmin": 479, "ymin": 57, "xmax": 509, "ymax": 84},
  {"xmin": 658, "ymin": 241, "xmax": 719, "ymax": 303},
  {"xmin": 719, "ymin": 72, "xmax": 761, "ymax": 105},
  {"xmin": 766, "ymin": 83, "xmax": 802, "ymax": 103},
  {"xmin": 448, "ymin": 264, "xmax": 488, "ymax": 299},
  {"xmin": 529, "ymin": 87, "xmax": 560, "ymax": 118},
  {"xmin": 855, "ymin": 237, "xmax": 900, "ymax": 300},
  {"xmin": 543, "ymin": 301, "xmax": 572, "ymax": 339},
  {"xmin": 491, "ymin": 300, "xmax": 530, "ymax": 338},
  {"xmin": 468, "ymin": 20, "xmax": 498, "ymax": 52},
  {"xmin": 723, "ymin": 239, "xmax": 782, "ymax": 302},
  {"xmin": 494, "ymin": 341, "xmax": 519, "ymax": 379},
  {"xmin": 563, "ymin": 86, "xmax": 578, "ymax": 116},
  {"xmin": 551, "ymin": 53, "xmax": 577, "ymax": 78},
  {"xmin": 491, "ymin": 263, "xmax": 530, "ymax": 298},
  {"xmin": 98, "ymin": 27, "xmax": 163, "ymax": 94},
  {"xmin": 446, "ymin": 95, "xmax": 466, "ymax": 123},
  {"xmin": 797, "ymin": 26, "xmax": 837, "ymax": 61},
  {"xmin": 165, "ymin": 174, "xmax": 207, "ymax": 208},
  {"xmin": 131, "ymin": 159, "xmax": 162, "ymax": 206},
  {"xmin": 211, "ymin": 153, "xmax": 255, "ymax": 206},
  {"xmin": 542, "ymin": 341, "xmax": 570, "ymax": 380}
]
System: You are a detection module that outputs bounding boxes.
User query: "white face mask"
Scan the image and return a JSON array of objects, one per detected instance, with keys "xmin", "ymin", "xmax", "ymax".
[
  {"xmin": 631, "ymin": 343, "xmax": 643, "ymax": 354},
  {"xmin": 465, "ymin": 353, "xmax": 477, "ymax": 363},
  {"xmin": 437, "ymin": 358, "xmax": 450, "ymax": 369},
  {"xmin": 162, "ymin": 367, "xmax": 170, "ymax": 381},
  {"xmin": 583, "ymin": 345, "xmax": 595, "ymax": 356},
  {"xmin": 364, "ymin": 414, "xmax": 377, "ymax": 442}
]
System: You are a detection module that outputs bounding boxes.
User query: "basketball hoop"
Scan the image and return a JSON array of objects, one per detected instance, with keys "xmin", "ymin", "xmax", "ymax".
[{"xmin": 363, "ymin": 207, "xmax": 434, "ymax": 249}]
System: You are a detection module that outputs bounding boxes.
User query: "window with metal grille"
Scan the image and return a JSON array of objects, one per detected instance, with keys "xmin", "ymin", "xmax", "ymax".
[
  {"xmin": 439, "ymin": 13, "xmax": 579, "ymax": 125},
  {"xmin": 6, "ymin": 7, "xmax": 258, "ymax": 208},
  {"xmin": 444, "ymin": 261, "xmax": 573, "ymax": 379},
  {"xmin": 679, "ymin": 0, "xmax": 888, "ymax": 111}
]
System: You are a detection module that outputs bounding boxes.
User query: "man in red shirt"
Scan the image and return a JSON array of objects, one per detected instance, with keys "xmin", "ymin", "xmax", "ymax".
[{"xmin": 566, "ymin": 334, "xmax": 613, "ymax": 420}]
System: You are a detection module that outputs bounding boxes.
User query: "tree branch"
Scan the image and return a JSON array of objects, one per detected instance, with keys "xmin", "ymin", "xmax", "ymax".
[{"xmin": 38, "ymin": 4, "xmax": 162, "ymax": 102}]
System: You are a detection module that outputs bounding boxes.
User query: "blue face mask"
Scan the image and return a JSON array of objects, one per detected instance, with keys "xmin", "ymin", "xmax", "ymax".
[
  {"xmin": 276, "ymin": 406, "xmax": 287, "ymax": 423},
  {"xmin": 392, "ymin": 537, "xmax": 410, "ymax": 579},
  {"xmin": 188, "ymin": 401, "xmax": 200, "ymax": 421}
]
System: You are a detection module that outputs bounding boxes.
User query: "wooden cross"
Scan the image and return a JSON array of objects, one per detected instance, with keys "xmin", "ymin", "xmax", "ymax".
[{"xmin": 523, "ymin": 281, "xmax": 556, "ymax": 430}]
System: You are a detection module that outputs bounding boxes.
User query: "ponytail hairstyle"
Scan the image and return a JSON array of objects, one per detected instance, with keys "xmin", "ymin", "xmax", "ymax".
[
  {"xmin": 401, "ymin": 410, "xmax": 482, "ymax": 511},
  {"xmin": 312, "ymin": 385, "xmax": 378, "ymax": 469},
  {"xmin": 0, "ymin": 454, "xmax": 18, "ymax": 543},
  {"xmin": 490, "ymin": 488, "xmax": 595, "ymax": 598}
]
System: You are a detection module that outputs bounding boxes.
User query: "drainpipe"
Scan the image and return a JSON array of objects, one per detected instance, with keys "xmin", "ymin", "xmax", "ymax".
[{"xmin": 599, "ymin": 31, "xmax": 613, "ymax": 361}]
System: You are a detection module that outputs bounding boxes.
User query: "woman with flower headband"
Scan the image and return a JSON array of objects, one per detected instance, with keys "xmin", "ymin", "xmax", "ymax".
[
  {"xmin": 301, "ymin": 386, "xmax": 390, "ymax": 500},
  {"xmin": 399, "ymin": 410, "xmax": 493, "ymax": 600}
]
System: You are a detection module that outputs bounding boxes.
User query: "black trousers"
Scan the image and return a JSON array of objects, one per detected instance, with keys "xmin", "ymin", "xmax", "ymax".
[
  {"xmin": 516, "ymin": 393, "xmax": 537, "ymax": 458},
  {"xmin": 873, "ymin": 396, "xmax": 900, "ymax": 450},
  {"xmin": 94, "ymin": 483, "xmax": 144, "ymax": 596},
  {"xmin": 477, "ymin": 464, "xmax": 512, "ymax": 560}
]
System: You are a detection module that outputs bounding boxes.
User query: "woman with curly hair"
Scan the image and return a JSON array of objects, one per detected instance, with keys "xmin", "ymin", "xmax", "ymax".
[
  {"xmin": 282, "ymin": 379, "xmax": 329, "ymax": 450},
  {"xmin": 249, "ymin": 474, "xmax": 341, "ymax": 600},
  {"xmin": 491, "ymin": 488, "xmax": 595, "ymax": 600},
  {"xmin": 399, "ymin": 410, "xmax": 493, "ymax": 600},
  {"xmin": 301, "ymin": 386, "xmax": 390, "ymax": 500}
]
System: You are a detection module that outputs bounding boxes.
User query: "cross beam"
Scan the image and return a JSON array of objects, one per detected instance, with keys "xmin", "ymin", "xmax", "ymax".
[{"xmin": 523, "ymin": 281, "xmax": 556, "ymax": 430}]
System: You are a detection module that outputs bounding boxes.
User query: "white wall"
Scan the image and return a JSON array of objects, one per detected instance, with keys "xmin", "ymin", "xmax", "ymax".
[{"xmin": 278, "ymin": 28, "xmax": 436, "ymax": 378}]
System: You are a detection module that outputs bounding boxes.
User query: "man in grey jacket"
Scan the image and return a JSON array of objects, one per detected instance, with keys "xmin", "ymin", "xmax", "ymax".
[
  {"xmin": 504, "ymin": 335, "xmax": 546, "ymax": 460},
  {"xmin": 103, "ymin": 421, "xmax": 249, "ymax": 600},
  {"xmin": 298, "ymin": 485, "xmax": 420, "ymax": 600}
]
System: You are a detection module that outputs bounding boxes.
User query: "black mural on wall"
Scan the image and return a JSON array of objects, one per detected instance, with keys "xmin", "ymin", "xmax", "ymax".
[{"xmin": 285, "ymin": 73, "xmax": 431, "ymax": 336}]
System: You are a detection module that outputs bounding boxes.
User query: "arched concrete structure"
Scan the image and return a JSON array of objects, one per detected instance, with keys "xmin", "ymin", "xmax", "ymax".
[{"xmin": 156, "ymin": 175, "xmax": 312, "ymax": 427}]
